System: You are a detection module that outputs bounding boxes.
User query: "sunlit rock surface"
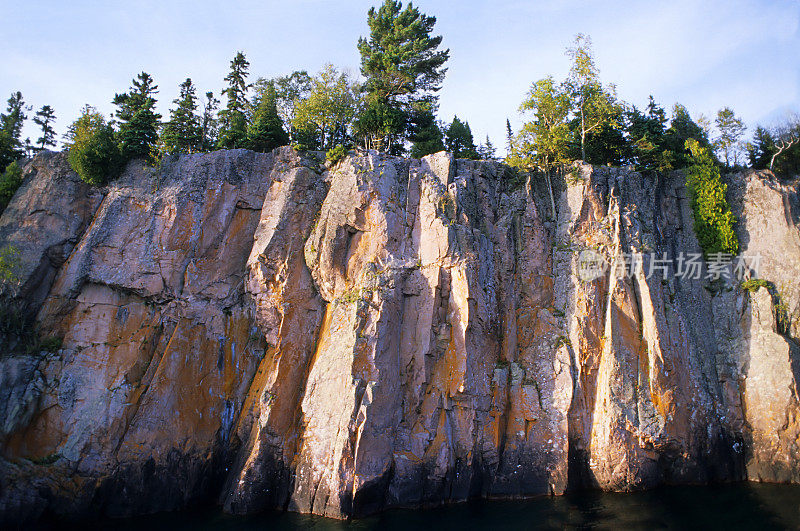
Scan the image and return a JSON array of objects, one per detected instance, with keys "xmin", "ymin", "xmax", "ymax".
[{"xmin": 0, "ymin": 148, "xmax": 798, "ymax": 523}]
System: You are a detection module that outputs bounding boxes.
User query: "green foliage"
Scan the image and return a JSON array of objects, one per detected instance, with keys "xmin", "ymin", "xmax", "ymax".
[
  {"xmin": 37, "ymin": 335, "xmax": 62, "ymax": 353},
  {"xmin": 747, "ymin": 117, "xmax": 800, "ymax": 177},
  {"xmin": 32, "ymin": 105, "xmax": 57, "ymax": 151},
  {"xmin": 685, "ymin": 139, "xmax": 739, "ymax": 257},
  {"xmin": 292, "ymin": 65, "xmax": 361, "ymax": 151},
  {"xmin": 444, "ymin": 116, "xmax": 479, "ymax": 159},
  {"xmin": 565, "ymin": 34, "xmax": 620, "ymax": 161},
  {"xmin": 357, "ymin": 0, "xmax": 449, "ymax": 151},
  {"xmin": 161, "ymin": 78, "xmax": 202, "ymax": 154},
  {"xmin": 217, "ymin": 52, "xmax": 251, "ymax": 149},
  {"xmin": 0, "ymin": 161, "xmax": 23, "ymax": 213},
  {"xmin": 0, "ymin": 245, "xmax": 21, "ymax": 286},
  {"xmin": 113, "ymin": 72, "xmax": 161, "ymax": 162},
  {"xmin": 741, "ymin": 278, "xmax": 769, "ymax": 293},
  {"xmin": 508, "ymin": 76, "xmax": 571, "ymax": 173},
  {"xmin": 255, "ymin": 71, "xmax": 312, "ymax": 144},
  {"xmin": 200, "ymin": 91, "xmax": 220, "ymax": 152},
  {"xmin": 408, "ymin": 102, "xmax": 444, "ymax": 158},
  {"xmin": 67, "ymin": 106, "xmax": 122, "ymax": 186},
  {"xmin": 714, "ymin": 106, "xmax": 747, "ymax": 169},
  {"xmin": 477, "ymin": 136, "xmax": 496, "ymax": 160},
  {"xmin": 326, "ymin": 144, "xmax": 348, "ymax": 166},
  {"xmin": 0, "ymin": 92, "xmax": 27, "ymax": 169},
  {"xmin": 247, "ymin": 81, "xmax": 289, "ymax": 152}
]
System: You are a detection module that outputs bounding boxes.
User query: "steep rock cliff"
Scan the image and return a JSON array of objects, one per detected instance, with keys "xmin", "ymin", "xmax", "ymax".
[{"xmin": 0, "ymin": 148, "xmax": 798, "ymax": 523}]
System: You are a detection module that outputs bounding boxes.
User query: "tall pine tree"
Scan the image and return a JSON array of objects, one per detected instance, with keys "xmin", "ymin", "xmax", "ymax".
[
  {"xmin": 113, "ymin": 72, "xmax": 161, "ymax": 162},
  {"xmin": 162, "ymin": 78, "xmax": 202, "ymax": 154},
  {"xmin": 33, "ymin": 105, "xmax": 57, "ymax": 151},
  {"xmin": 356, "ymin": 0, "xmax": 449, "ymax": 153},
  {"xmin": 217, "ymin": 52, "xmax": 251, "ymax": 149}
]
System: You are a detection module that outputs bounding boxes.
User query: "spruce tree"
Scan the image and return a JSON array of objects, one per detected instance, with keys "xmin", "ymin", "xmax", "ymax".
[
  {"xmin": 246, "ymin": 81, "xmax": 288, "ymax": 152},
  {"xmin": 408, "ymin": 102, "xmax": 444, "ymax": 158},
  {"xmin": 113, "ymin": 72, "xmax": 161, "ymax": 161},
  {"xmin": 0, "ymin": 92, "xmax": 27, "ymax": 168},
  {"xmin": 201, "ymin": 91, "xmax": 220, "ymax": 151},
  {"xmin": 356, "ymin": 0, "xmax": 449, "ymax": 152},
  {"xmin": 162, "ymin": 78, "xmax": 202, "ymax": 154},
  {"xmin": 217, "ymin": 52, "xmax": 251, "ymax": 149},
  {"xmin": 33, "ymin": 105, "xmax": 57, "ymax": 151},
  {"xmin": 444, "ymin": 116, "xmax": 478, "ymax": 159}
]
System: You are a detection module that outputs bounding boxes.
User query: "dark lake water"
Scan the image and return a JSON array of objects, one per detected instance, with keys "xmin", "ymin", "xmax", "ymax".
[{"xmin": 64, "ymin": 483, "xmax": 800, "ymax": 530}]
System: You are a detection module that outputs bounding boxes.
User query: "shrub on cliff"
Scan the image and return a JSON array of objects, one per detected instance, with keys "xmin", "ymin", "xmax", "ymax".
[
  {"xmin": 67, "ymin": 107, "xmax": 122, "ymax": 186},
  {"xmin": 685, "ymin": 138, "xmax": 739, "ymax": 257},
  {"xmin": 0, "ymin": 161, "xmax": 23, "ymax": 213}
]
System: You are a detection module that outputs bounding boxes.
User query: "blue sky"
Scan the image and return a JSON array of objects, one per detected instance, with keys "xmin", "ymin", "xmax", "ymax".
[{"xmin": 2, "ymin": 0, "xmax": 798, "ymax": 154}]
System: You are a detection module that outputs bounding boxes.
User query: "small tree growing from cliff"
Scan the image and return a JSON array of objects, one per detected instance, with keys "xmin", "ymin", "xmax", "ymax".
[{"xmin": 67, "ymin": 106, "xmax": 123, "ymax": 186}]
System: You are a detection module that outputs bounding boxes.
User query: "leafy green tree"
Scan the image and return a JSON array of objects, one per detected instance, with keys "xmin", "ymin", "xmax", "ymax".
[
  {"xmin": 218, "ymin": 52, "xmax": 251, "ymax": 149},
  {"xmin": 0, "ymin": 92, "xmax": 27, "ymax": 168},
  {"xmin": 0, "ymin": 161, "xmax": 23, "ymax": 213},
  {"xmin": 292, "ymin": 65, "xmax": 362, "ymax": 151},
  {"xmin": 162, "ymin": 78, "xmax": 203, "ymax": 154},
  {"xmin": 685, "ymin": 138, "xmax": 738, "ymax": 257},
  {"xmin": 254, "ymin": 71, "xmax": 312, "ymax": 142},
  {"xmin": 200, "ymin": 91, "xmax": 220, "ymax": 152},
  {"xmin": 508, "ymin": 76, "xmax": 571, "ymax": 215},
  {"xmin": 444, "ymin": 116, "xmax": 478, "ymax": 159},
  {"xmin": 408, "ymin": 101, "xmax": 444, "ymax": 158},
  {"xmin": 67, "ymin": 106, "xmax": 122, "ymax": 185},
  {"xmin": 714, "ymin": 106, "xmax": 746, "ymax": 169},
  {"xmin": 565, "ymin": 34, "xmax": 619, "ymax": 161},
  {"xmin": 357, "ymin": 0, "xmax": 449, "ymax": 152},
  {"xmin": 247, "ymin": 81, "xmax": 289, "ymax": 152},
  {"xmin": 32, "ymin": 105, "xmax": 57, "ymax": 151},
  {"xmin": 113, "ymin": 72, "xmax": 161, "ymax": 161}
]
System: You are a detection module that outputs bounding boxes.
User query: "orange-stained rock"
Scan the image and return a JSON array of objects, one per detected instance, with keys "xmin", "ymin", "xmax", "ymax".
[{"xmin": 1, "ymin": 149, "xmax": 799, "ymax": 524}]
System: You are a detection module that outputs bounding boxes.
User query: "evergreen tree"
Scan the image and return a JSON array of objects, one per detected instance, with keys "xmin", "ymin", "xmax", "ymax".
[
  {"xmin": 505, "ymin": 118, "xmax": 513, "ymax": 154},
  {"xmin": 247, "ymin": 81, "xmax": 289, "ymax": 152},
  {"xmin": 0, "ymin": 161, "xmax": 23, "ymax": 213},
  {"xmin": 67, "ymin": 106, "xmax": 123, "ymax": 185},
  {"xmin": 747, "ymin": 126, "xmax": 775, "ymax": 170},
  {"xmin": 113, "ymin": 72, "xmax": 161, "ymax": 161},
  {"xmin": 662, "ymin": 103, "xmax": 709, "ymax": 169},
  {"xmin": 162, "ymin": 78, "xmax": 202, "ymax": 154},
  {"xmin": 356, "ymin": 0, "xmax": 449, "ymax": 152},
  {"xmin": 254, "ymin": 71, "xmax": 312, "ymax": 142},
  {"xmin": 0, "ymin": 92, "xmax": 27, "ymax": 168},
  {"xmin": 217, "ymin": 52, "xmax": 251, "ymax": 149},
  {"xmin": 478, "ymin": 136, "xmax": 496, "ymax": 160},
  {"xmin": 444, "ymin": 116, "xmax": 478, "ymax": 159},
  {"xmin": 201, "ymin": 91, "xmax": 220, "ymax": 152},
  {"xmin": 408, "ymin": 102, "xmax": 444, "ymax": 158},
  {"xmin": 714, "ymin": 106, "xmax": 746, "ymax": 169},
  {"xmin": 32, "ymin": 105, "xmax": 57, "ymax": 151}
]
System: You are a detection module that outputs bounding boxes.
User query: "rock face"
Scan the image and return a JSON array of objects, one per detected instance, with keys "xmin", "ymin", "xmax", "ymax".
[{"xmin": 0, "ymin": 148, "xmax": 798, "ymax": 523}]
